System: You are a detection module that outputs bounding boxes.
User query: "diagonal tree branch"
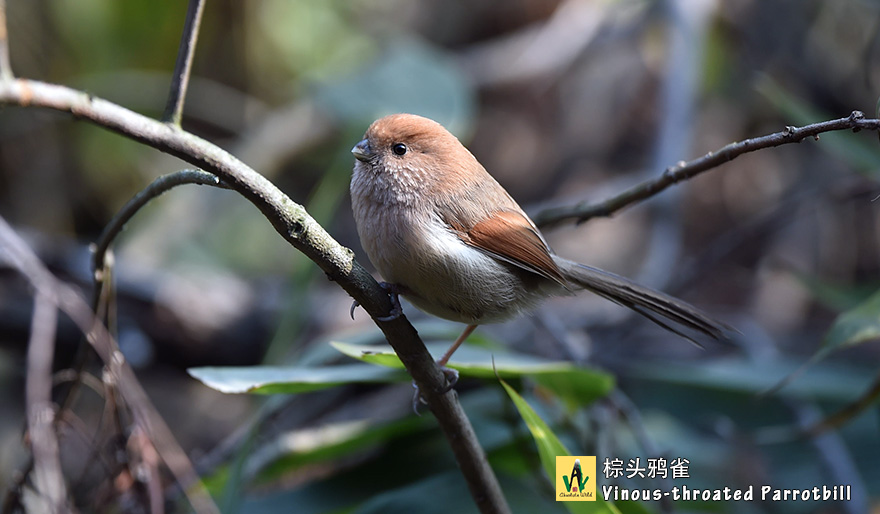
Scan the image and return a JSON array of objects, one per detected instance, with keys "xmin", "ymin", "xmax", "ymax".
[
  {"xmin": 0, "ymin": 78, "xmax": 511, "ymax": 514},
  {"xmin": 534, "ymin": 111, "xmax": 880, "ymax": 227},
  {"xmin": 163, "ymin": 0, "xmax": 206, "ymax": 125}
]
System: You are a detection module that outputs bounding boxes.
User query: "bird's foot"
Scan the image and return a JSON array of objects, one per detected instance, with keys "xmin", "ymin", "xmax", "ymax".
[
  {"xmin": 411, "ymin": 366, "xmax": 460, "ymax": 415},
  {"xmin": 349, "ymin": 282, "xmax": 403, "ymax": 321},
  {"xmin": 376, "ymin": 282, "xmax": 403, "ymax": 321}
]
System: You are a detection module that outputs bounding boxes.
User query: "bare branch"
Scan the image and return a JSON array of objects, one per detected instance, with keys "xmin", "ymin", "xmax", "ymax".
[
  {"xmin": 0, "ymin": 215, "xmax": 221, "ymax": 514},
  {"xmin": 0, "ymin": 0, "xmax": 11, "ymax": 80},
  {"xmin": 46, "ymin": 170, "xmax": 228, "ymax": 472},
  {"xmin": 25, "ymin": 293, "xmax": 69, "ymax": 513},
  {"xmin": 0, "ymin": 79, "xmax": 510, "ymax": 514},
  {"xmin": 163, "ymin": 0, "xmax": 206, "ymax": 125},
  {"xmin": 534, "ymin": 111, "xmax": 880, "ymax": 227}
]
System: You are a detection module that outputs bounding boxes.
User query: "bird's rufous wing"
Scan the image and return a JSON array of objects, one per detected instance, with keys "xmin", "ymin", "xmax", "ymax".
[{"xmin": 447, "ymin": 210, "xmax": 567, "ymax": 286}]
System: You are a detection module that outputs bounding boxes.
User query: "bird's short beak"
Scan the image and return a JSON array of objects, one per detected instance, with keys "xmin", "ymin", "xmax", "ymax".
[{"xmin": 351, "ymin": 139, "xmax": 373, "ymax": 162}]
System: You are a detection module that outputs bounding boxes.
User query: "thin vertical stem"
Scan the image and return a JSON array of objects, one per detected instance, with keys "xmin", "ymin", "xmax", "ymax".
[
  {"xmin": 163, "ymin": 0, "xmax": 206, "ymax": 125},
  {"xmin": 0, "ymin": 0, "xmax": 13, "ymax": 80},
  {"xmin": 25, "ymin": 293, "xmax": 69, "ymax": 513}
]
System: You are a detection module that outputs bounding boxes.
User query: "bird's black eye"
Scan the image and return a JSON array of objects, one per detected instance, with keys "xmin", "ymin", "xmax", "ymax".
[{"xmin": 392, "ymin": 143, "xmax": 407, "ymax": 156}]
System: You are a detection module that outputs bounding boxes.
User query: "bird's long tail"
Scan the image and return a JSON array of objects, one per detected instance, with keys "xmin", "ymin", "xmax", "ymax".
[{"xmin": 553, "ymin": 256, "xmax": 729, "ymax": 344}]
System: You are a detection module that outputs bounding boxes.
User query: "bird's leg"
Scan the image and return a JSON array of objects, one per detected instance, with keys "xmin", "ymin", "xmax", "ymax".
[
  {"xmin": 435, "ymin": 324, "xmax": 477, "ymax": 392},
  {"xmin": 437, "ymin": 325, "xmax": 477, "ymax": 393},
  {"xmin": 438, "ymin": 324, "xmax": 477, "ymax": 366}
]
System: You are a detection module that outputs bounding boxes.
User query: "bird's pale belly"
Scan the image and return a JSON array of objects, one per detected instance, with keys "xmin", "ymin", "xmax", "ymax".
[{"xmin": 368, "ymin": 217, "xmax": 547, "ymax": 324}]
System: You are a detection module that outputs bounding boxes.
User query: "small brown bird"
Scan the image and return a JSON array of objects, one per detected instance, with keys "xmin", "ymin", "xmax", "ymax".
[{"xmin": 351, "ymin": 113, "xmax": 726, "ymax": 371}]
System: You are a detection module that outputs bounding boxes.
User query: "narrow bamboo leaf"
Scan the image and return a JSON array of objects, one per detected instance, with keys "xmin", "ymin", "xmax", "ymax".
[
  {"xmin": 821, "ymin": 288, "xmax": 880, "ymax": 354},
  {"xmin": 630, "ymin": 357, "xmax": 873, "ymax": 402},
  {"xmin": 755, "ymin": 286, "xmax": 880, "ymax": 397},
  {"xmin": 804, "ymin": 371, "xmax": 880, "ymax": 436},
  {"xmin": 331, "ymin": 341, "xmax": 613, "ymax": 396},
  {"xmin": 188, "ymin": 363, "xmax": 406, "ymax": 394},
  {"xmin": 500, "ymin": 380, "xmax": 621, "ymax": 514},
  {"xmin": 786, "ymin": 268, "xmax": 877, "ymax": 311},
  {"xmin": 533, "ymin": 372, "xmax": 615, "ymax": 409},
  {"xmin": 330, "ymin": 342, "xmax": 408, "ymax": 369},
  {"xmin": 252, "ymin": 416, "xmax": 430, "ymax": 485}
]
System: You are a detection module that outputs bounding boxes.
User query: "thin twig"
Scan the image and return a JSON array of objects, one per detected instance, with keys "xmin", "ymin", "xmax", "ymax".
[
  {"xmin": 90, "ymin": 169, "xmax": 229, "ymax": 513},
  {"xmin": 0, "ymin": 215, "xmax": 221, "ymax": 514},
  {"xmin": 25, "ymin": 293, "xmax": 69, "ymax": 513},
  {"xmin": 130, "ymin": 427, "xmax": 164, "ymax": 514},
  {"xmin": 54, "ymin": 256, "xmax": 114, "ymax": 445},
  {"xmin": 804, "ymin": 371, "xmax": 880, "ymax": 437},
  {"xmin": 163, "ymin": 0, "xmax": 206, "ymax": 125},
  {"xmin": 0, "ymin": 0, "xmax": 12, "ymax": 80},
  {"xmin": 0, "ymin": 80, "xmax": 510, "ymax": 514},
  {"xmin": 534, "ymin": 111, "xmax": 878, "ymax": 227},
  {"xmin": 55, "ymin": 410, "xmax": 116, "ymax": 477},
  {"xmin": 50, "ymin": 169, "xmax": 226, "ymax": 479},
  {"xmin": 92, "ymin": 169, "xmax": 226, "ymax": 275}
]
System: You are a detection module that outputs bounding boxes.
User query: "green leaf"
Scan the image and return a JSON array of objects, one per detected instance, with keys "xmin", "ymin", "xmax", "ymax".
[
  {"xmin": 332, "ymin": 341, "xmax": 613, "ymax": 408},
  {"xmin": 499, "ymin": 380, "xmax": 568, "ymax": 481},
  {"xmin": 251, "ymin": 416, "xmax": 431, "ymax": 486},
  {"xmin": 802, "ymin": 371, "xmax": 880, "ymax": 436},
  {"xmin": 739, "ymin": 279, "xmax": 880, "ymax": 397},
  {"xmin": 786, "ymin": 268, "xmax": 878, "ymax": 311},
  {"xmin": 532, "ymin": 372, "xmax": 615, "ymax": 410},
  {"xmin": 629, "ymin": 356, "xmax": 874, "ymax": 402},
  {"xmin": 765, "ymin": 286, "xmax": 880, "ymax": 398},
  {"xmin": 500, "ymin": 380, "xmax": 621, "ymax": 514},
  {"xmin": 329, "ymin": 341, "xmax": 409, "ymax": 369},
  {"xmin": 332, "ymin": 342, "xmax": 612, "ymax": 387},
  {"xmin": 187, "ymin": 363, "xmax": 407, "ymax": 394},
  {"xmin": 821, "ymin": 288, "xmax": 880, "ymax": 354}
]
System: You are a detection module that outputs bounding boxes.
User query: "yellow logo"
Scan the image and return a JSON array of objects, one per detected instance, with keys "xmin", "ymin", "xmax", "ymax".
[{"xmin": 556, "ymin": 456, "xmax": 597, "ymax": 501}]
